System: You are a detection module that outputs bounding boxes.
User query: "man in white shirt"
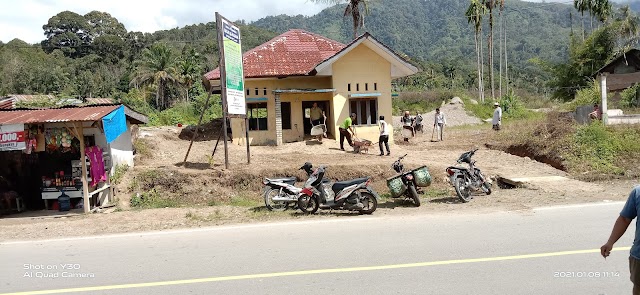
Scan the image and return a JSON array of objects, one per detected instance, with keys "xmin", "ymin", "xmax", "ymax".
[
  {"xmin": 434, "ymin": 108, "xmax": 446, "ymax": 141},
  {"xmin": 378, "ymin": 115, "xmax": 390, "ymax": 156},
  {"xmin": 492, "ymin": 102, "xmax": 502, "ymax": 131}
]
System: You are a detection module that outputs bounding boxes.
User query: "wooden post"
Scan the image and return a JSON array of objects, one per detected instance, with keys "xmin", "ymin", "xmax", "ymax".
[
  {"xmin": 245, "ymin": 116, "xmax": 250, "ymax": 164},
  {"xmin": 600, "ymin": 74, "xmax": 608, "ymax": 126},
  {"xmin": 77, "ymin": 123, "xmax": 90, "ymax": 213},
  {"xmin": 216, "ymin": 12, "xmax": 230, "ymax": 169}
]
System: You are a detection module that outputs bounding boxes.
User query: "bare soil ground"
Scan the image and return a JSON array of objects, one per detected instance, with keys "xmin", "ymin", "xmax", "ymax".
[{"xmin": 0, "ymin": 123, "xmax": 636, "ymax": 242}]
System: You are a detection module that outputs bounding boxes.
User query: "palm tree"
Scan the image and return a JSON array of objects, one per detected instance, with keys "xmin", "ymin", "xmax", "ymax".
[
  {"xmin": 498, "ymin": 0, "xmax": 505, "ymax": 98},
  {"xmin": 613, "ymin": 5, "xmax": 639, "ymax": 53},
  {"xmin": 130, "ymin": 43, "xmax": 179, "ymax": 110},
  {"xmin": 467, "ymin": 0, "xmax": 487, "ymax": 102},
  {"xmin": 311, "ymin": 0, "xmax": 371, "ymax": 40},
  {"xmin": 484, "ymin": 0, "xmax": 497, "ymax": 100},
  {"xmin": 178, "ymin": 48, "xmax": 202, "ymax": 102},
  {"xmin": 574, "ymin": 0, "xmax": 591, "ymax": 40},
  {"xmin": 592, "ymin": 0, "xmax": 612, "ymax": 23}
]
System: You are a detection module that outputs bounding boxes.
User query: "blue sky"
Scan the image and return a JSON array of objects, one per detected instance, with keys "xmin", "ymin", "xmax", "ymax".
[{"xmin": 0, "ymin": 0, "xmax": 635, "ymax": 44}]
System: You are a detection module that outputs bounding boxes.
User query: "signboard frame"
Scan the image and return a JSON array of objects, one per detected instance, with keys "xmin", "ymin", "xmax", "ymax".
[
  {"xmin": 0, "ymin": 124, "xmax": 26, "ymax": 151},
  {"xmin": 216, "ymin": 12, "xmax": 250, "ymax": 168}
]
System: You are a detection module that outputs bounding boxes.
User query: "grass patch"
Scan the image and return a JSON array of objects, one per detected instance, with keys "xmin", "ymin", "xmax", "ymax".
[
  {"xmin": 423, "ymin": 188, "xmax": 450, "ymax": 199},
  {"xmin": 490, "ymin": 111, "xmax": 640, "ymax": 179},
  {"xmin": 133, "ymin": 138, "xmax": 152, "ymax": 161},
  {"xmin": 229, "ymin": 195, "xmax": 262, "ymax": 207},
  {"xmin": 110, "ymin": 164, "xmax": 129, "ymax": 185},
  {"xmin": 130, "ymin": 190, "xmax": 179, "ymax": 209}
]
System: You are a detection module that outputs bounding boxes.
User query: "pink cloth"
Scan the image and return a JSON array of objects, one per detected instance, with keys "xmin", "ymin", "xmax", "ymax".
[{"xmin": 85, "ymin": 146, "xmax": 106, "ymax": 186}]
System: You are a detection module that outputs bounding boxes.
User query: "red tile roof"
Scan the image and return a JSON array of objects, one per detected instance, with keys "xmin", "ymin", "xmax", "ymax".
[
  {"xmin": 204, "ymin": 29, "xmax": 345, "ymax": 80},
  {"xmin": 0, "ymin": 105, "xmax": 120, "ymax": 124}
]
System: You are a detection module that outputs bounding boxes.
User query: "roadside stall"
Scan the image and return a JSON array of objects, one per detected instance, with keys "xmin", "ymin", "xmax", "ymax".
[{"xmin": 0, "ymin": 104, "xmax": 147, "ymax": 215}]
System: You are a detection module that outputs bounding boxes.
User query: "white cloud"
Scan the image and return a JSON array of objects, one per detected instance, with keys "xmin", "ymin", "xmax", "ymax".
[{"xmin": 0, "ymin": 0, "xmax": 331, "ymax": 43}]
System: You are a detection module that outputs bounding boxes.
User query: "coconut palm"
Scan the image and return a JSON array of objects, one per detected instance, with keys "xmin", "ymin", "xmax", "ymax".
[
  {"xmin": 467, "ymin": 0, "xmax": 487, "ymax": 102},
  {"xmin": 484, "ymin": 0, "xmax": 497, "ymax": 100},
  {"xmin": 130, "ymin": 43, "xmax": 179, "ymax": 110},
  {"xmin": 574, "ymin": 0, "xmax": 591, "ymax": 40},
  {"xmin": 177, "ymin": 48, "xmax": 202, "ymax": 102},
  {"xmin": 498, "ymin": 0, "xmax": 505, "ymax": 98},
  {"xmin": 311, "ymin": 0, "xmax": 371, "ymax": 40}
]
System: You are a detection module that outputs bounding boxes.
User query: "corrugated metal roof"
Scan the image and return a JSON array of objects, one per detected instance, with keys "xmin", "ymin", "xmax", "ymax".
[
  {"xmin": 0, "ymin": 98, "xmax": 14, "ymax": 110},
  {"xmin": 85, "ymin": 98, "xmax": 115, "ymax": 105},
  {"xmin": 7, "ymin": 94, "xmax": 56, "ymax": 102},
  {"xmin": 204, "ymin": 29, "xmax": 345, "ymax": 80},
  {"xmin": 0, "ymin": 105, "xmax": 120, "ymax": 124}
]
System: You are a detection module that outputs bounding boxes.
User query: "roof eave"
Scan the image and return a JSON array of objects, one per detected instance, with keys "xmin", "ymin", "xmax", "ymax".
[{"xmin": 313, "ymin": 33, "xmax": 420, "ymax": 78}]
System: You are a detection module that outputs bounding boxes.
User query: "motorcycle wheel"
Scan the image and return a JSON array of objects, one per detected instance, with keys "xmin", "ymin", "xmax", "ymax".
[
  {"xmin": 454, "ymin": 177, "xmax": 472, "ymax": 203},
  {"xmin": 264, "ymin": 189, "xmax": 289, "ymax": 212},
  {"xmin": 482, "ymin": 182, "xmax": 492, "ymax": 195},
  {"xmin": 408, "ymin": 184, "xmax": 421, "ymax": 207},
  {"xmin": 358, "ymin": 192, "xmax": 378, "ymax": 215},
  {"xmin": 297, "ymin": 195, "xmax": 319, "ymax": 214}
]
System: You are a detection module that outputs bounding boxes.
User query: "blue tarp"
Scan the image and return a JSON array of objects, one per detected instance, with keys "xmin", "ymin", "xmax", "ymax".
[{"xmin": 102, "ymin": 105, "xmax": 127, "ymax": 144}]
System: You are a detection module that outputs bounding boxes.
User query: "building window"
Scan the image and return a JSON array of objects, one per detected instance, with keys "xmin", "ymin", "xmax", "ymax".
[
  {"xmin": 348, "ymin": 83, "xmax": 351, "ymax": 92},
  {"xmin": 365, "ymin": 83, "xmax": 369, "ymax": 91},
  {"xmin": 254, "ymin": 88, "xmax": 259, "ymax": 96},
  {"xmin": 247, "ymin": 103, "xmax": 268, "ymax": 131},
  {"xmin": 263, "ymin": 88, "xmax": 267, "ymax": 95},
  {"xmin": 374, "ymin": 83, "xmax": 378, "ymax": 91},
  {"xmin": 246, "ymin": 88, "xmax": 250, "ymax": 96},
  {"xmin": 356, "ymin": 83, "xmax": 360, "ymax": 91},
  {"xmin": 349, "ymin": 99, "xmax": 378, "ymax": 125},
  {"xmin": 282, "ymin": 102, "xmax": 291, "ymax": 130}
]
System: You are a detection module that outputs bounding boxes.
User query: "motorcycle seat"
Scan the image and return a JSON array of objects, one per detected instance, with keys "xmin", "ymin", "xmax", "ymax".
[
  {"xmin": 332, "ymin": 177, "xmax": 369, "ymax": 192},
  {"xmin": 266, "ymin": 177, "xmax": 296, "ymax": 185}
]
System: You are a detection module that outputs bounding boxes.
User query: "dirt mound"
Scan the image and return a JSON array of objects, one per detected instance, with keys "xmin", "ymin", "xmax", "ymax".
[
  {"xmin": 393, "ymin": 101, "xmax": 482, "ymax": 127},
  {"xmin": 178, "ymin": 119, "xmax": 230, "ymax": 142}
]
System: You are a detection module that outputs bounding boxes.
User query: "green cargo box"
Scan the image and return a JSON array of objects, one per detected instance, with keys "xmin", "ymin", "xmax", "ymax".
[
  {"xmin": 412, "ymin": 166, "xmax": 432, "ymax": 187},
  {"xmin": 386, "ymin": 174, "xmax": 407, "ymax": 198}
]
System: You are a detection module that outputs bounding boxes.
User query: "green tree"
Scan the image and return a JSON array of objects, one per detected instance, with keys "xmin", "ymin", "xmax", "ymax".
[
  {"xmin": 41, "ymin": 11, "xmax": 91, "ymax": 57},
  {"xmin": 484, "ymin": 0, "xmax": 497, "ymax": 100},
  {"xmin": 84, "ymin": 11, "xmax": 127, "ymax": 40},
  {"xmin": 467, "ymin": 0, "xmax": 487, "ymax": 102},
  {"xmin": 130, "ymin": 43, "xmax": 179, "ymax": 110},
  {"xmin": 310, "ymin": 0, "xmax": 371, "ymax": 40},
  {"xmin": 177, "ymin": 47, "xmax": 202, "ymax": 102}
]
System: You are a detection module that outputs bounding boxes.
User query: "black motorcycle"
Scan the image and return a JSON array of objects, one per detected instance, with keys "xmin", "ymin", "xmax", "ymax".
[
  {"xmin": 446, "ymin": 149, "xmax": 492, "ymax": 203},
  {"xmin": 297, "ymin": 164, "xmax": 379, "ymax": 214},
  {"xmin": 386, "ymin": 154, "xmax": 421, "ymax": 206}
]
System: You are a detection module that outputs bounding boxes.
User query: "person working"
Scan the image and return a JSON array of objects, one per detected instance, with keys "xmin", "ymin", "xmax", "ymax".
[
  {"xmin": 378, "ymin": 115, "xmax": 390, "ymax": 156},
  {"xmin": 601, "ymin": 186, "xmax": 640, "ymax": 294},
  {"xmin": 339, "ymin": 113, "xmax": 356, "ymax": 151},
  {"xmin": 414, "ymin": 112, "xmax": 424, "ymax": 133},
  {"xmin": 401, "ymin": 111, "xmax": 414, "ymax": 142},
  {"xmin": 589, "ymin": 103, "xmax": 602, "ymax": 120},
  {"xmin": 310, "ymin": 103, "xmax": 323, "ymax": 126},
  {"xmin": 492, "ymin": 102, "xmax": 502, "ymax": 131},
  {"xmin": 434, "ymin": 108, "xmax": 446, "ymax": 141}
]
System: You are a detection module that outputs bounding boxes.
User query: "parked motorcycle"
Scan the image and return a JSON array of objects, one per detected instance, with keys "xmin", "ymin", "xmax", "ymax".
[
  {"xmin": 262, "ymin": 163, "xmax": 329, "ymax": 211},
  {"xmin": 386, "ymin": 154, "xmax": 422, "ymax": 206},
  {"xmin": 297, "ymin": 164, "xmax": 379, "ymax": 214},
  {"xmin": 446, "ymin": 148, "xmax": 492, "ymax": 203}
]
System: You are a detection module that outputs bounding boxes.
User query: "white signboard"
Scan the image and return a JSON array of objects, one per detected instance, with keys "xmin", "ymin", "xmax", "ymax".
[
  {"xmin": 219, "ymin": 16, "xmax": 246, "ymax": 116},
  {"xmin": 0, "ymin": 124, "xmax": 26, "ymax": 151}
]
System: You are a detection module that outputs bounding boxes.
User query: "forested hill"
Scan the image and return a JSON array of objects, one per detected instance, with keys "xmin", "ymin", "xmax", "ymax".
[{"xmin": 254, "ymin": 0, "xmax": 574, "ymax": 64}]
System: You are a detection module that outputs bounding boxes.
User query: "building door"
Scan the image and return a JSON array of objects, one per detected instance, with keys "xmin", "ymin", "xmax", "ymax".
[{"xmin": 302, "ymin": 101, "xmax": 330, "ymax": 137}]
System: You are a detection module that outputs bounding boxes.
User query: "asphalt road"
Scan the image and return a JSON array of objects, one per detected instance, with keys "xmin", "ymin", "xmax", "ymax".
[{"xmin": 0, "ymin": 202, "xmax": 635, "ymax": 295}]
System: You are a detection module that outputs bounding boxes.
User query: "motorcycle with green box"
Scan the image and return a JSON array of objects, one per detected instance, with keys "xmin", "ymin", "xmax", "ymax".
[{"xmin": 386, "ymin": 154, "xmax": 432, "ymax": 206}]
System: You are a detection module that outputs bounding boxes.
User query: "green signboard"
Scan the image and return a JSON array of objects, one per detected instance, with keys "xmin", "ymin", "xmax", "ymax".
[{"xmin": 221, "ymin": 18, "xmax": 246, "ymax": 115}]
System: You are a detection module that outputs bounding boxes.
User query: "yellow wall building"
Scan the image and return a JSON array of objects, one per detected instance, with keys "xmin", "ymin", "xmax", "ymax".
[{"xmin": 204, "ymin": 30, "xmax": 419, "ymax": 146}]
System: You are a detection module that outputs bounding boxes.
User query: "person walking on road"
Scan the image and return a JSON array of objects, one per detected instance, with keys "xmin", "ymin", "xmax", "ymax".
[
  {"xmin": 492, "ymin": 102, "xmax": 502, "ymax": 131},
  {"xmin": 378, "ymin": 115, "xmax": 390, "ymax": 156},
  {"xmin": 339, "ymin": 113, "xmax": 356, "ymax": 151},
  {"xmin": 434, "ymin": 108, "xmax": 446, "ymax": 141},
  {"xmin": 401, "ymin": 111, "xmax": 414, "ymax": 142},
  {"xmin": 601, "ymin": 186, "xmax": 640, "ymax": 295}
]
